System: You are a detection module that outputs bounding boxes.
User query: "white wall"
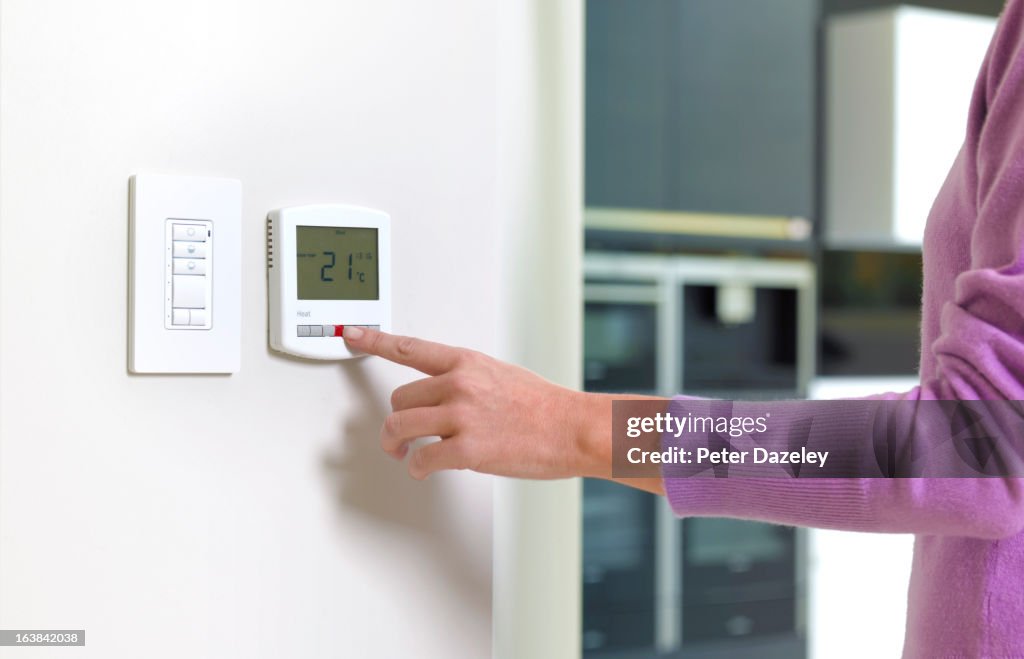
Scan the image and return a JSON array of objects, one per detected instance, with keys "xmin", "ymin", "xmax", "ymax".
[
  {"xmin": 807, "ymin": 377, "xmax": 917, "ymax": 659},
  {"xmin": 0, "ymin": 1, "xmax": 525, "ymax": 657},
  {"xmin": 808, "ymin": 531, "xmax": 914, "ymax": 659}
]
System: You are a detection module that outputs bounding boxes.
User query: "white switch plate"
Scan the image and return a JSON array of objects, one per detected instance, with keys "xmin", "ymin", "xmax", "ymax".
[{"xmin": 129, "ymin": 174, "xmax": 241, "ymax": 374}]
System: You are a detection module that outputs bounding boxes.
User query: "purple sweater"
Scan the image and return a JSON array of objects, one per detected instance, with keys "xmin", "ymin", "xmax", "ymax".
[{"xmin": 662, "ymin": 2, "xmax": 1024, "ymax": 656}]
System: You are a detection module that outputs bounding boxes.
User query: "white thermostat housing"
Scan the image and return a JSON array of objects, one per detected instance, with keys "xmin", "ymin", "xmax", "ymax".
[{"xmin": 268, "ymin": 204, "xmax": 391, "ymax": 360}]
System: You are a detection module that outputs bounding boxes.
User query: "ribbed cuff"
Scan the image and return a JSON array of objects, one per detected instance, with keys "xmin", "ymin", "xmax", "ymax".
[
  {"xmin": 659, "ymin": 396, "xmax": 880, "ymax": 531},
  {"xmin": 662, "ymin": 476, "xmax": 877, "ymax": 531}
]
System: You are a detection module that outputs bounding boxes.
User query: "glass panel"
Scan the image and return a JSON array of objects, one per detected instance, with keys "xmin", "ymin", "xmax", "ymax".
[
  {"xmin": 820, "ymin": 250, "xmax": 923, "ymax": 376},
  {"xmin": 584, "ymin": 301, "xmax": 658, "ymax": 394},
  {"xmin": 582, "ymin": 479, "xmax": 657, "ymax": 654},
  {"xmin": 682, "ymin": 286, "xmax": 798, "ymax": 396},
  {"xmin": 682, "ymin": 519, "xmax": 797, "ymax": 645},
  {"xmin": 687, "ymin": 518, "xmax": 788, "ymax": 567}
]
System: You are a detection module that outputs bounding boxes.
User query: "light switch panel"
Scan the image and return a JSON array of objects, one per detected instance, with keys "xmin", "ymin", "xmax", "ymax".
[
  {"xmin": 129, "ymin": 174, "xmax": 241, "ymax": 374},
  {"xmin": 167, "ymin": 219, "xmax": 212, "ymax": 326}
]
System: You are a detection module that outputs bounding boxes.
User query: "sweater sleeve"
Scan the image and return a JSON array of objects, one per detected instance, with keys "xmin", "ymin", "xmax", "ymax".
[{"xmin": 662, "ymin": 0, "xmax": 1024, "ymax": 540}]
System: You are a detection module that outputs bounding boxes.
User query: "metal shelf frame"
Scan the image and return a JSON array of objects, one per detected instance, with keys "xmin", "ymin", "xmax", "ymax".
[{"xmin": 583, "ymin": 251, "xmax": 817, "ymax": 656}]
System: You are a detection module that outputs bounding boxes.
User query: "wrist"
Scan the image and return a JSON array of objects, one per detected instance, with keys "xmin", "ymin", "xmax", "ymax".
[
  {"xmin": 572, "ymin": 392, "xmax": 670, "ymax": 495},
  {"xmin": 570, "ymin": 391, "xmax": 613, "ymax": 480}
]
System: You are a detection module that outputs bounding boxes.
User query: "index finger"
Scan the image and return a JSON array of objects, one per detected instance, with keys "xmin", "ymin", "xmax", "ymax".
[{"xmin": 342, "ymin": 326, "xmax": 461, "ymax": 375}]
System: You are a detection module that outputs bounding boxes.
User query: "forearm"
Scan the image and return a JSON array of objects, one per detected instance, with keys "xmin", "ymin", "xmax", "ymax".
[{"xmin": 658, "ymin": 395, "xmax": 1024, "ymax": 538}]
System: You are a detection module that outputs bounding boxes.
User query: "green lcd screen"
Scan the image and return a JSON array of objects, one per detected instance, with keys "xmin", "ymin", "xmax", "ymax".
[{"xmin": 296, "ymin": 226, "xmax": 379, "ymax": 300}]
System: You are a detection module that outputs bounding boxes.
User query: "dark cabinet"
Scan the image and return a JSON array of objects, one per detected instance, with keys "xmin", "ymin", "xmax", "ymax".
[
  {"xmin": 585, "ymin": 0, "xmax": 817, "ymax": 219},
  {"xmin": 825, "ymin": 0, "xmax": 1002, "ymax": 14},
  {"xmin": 584, "ymin": 0, "xmax": 1001, "ymax": 222}
]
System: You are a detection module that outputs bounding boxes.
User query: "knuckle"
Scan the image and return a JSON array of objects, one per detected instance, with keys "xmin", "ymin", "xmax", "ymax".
[
  {"xmin": 454, "ymin": 436, "xmax": 485, "ymax": 472},
  {"xmin": 445, "ymin": 402, "xmax": 468, "ymax": 428},
  {"xmin": 449, "ymin": 445, "xmax": 468, "ymax": 471},
  {"xmin": 449, "ymin": 371, "xmax": 472, "ymax": 396},
  {"xmin": 396, "ymin": 337, "xmax": 417, "ymax": 359},
  {"xmin": 389, "ymin": 387, "xmax": 403, "ymax": 410},
  {"xmin": 409, "ymin": 450, "xmax": 429, "ymax": 479},
  {"xmin": 450, "ymin": 442, "xmax": 474, "ymax": 471},
  {"xmin": 368, "ymin": 330, "xmax": 386, "ymax": 353},
  {"xmin": 378, "ymin": 428, "xmax": 394, "ymax": 452},
  {"xmin": 455, "ymin": 349, "xmax": 478, "ymax": 367},
  {"xmin": 450, "ymin": 370, "xmax": 468, "ymax": 390},
  {"xmin": 383, "ymin": 412, "xmax": 402, "ymax": 437}
]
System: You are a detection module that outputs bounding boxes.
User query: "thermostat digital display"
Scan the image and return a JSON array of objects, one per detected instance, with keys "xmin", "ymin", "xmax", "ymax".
[
  {"xmin": 296, "ymin": 226, "xmax": 379, "ymax": 301},
  {"xmin": 268, "ymin": 204, "xmax": 391, "ymax": 360}
]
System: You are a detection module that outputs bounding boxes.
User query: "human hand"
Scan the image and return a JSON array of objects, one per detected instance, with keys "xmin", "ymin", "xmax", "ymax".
[{"xmin": 342, "ymin": 326, "xmax": 604, "ymax": 481}]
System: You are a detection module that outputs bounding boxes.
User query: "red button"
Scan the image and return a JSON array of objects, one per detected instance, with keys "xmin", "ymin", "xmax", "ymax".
[{"xmin": 333, "ymin": 325, "xmax": 345, "ymax": 337}]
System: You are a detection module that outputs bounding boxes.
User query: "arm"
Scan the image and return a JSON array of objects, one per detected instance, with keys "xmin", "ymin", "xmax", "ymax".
[
  {"xmin": 345, "ymin": 3, "xmax": 1024, "ymax": 539},
  {"xmin": 341, "ymin": 324, "xmax": 667, "ymax": 494}
]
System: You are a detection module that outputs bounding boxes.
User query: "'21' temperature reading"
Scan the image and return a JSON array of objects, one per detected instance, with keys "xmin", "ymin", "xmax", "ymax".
[{"xmin": 320, "ymin": 251, "xmax": 373, "ymax": 284}]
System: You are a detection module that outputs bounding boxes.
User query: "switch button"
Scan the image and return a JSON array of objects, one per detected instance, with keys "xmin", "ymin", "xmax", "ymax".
[
  {"xmin": 173, "ymin": 258, "xmax": 207, "ymax": 275},
  {"xmin": 173, "ymin": 275, "xmax": 206, "ymax": 309},
  {"xmin": 172, "ymin": 224, "xmax": 208, "ymax": 242},
  {"xmin": 173, "ymin": 241, "xmax": 207, "ymax": 258}
]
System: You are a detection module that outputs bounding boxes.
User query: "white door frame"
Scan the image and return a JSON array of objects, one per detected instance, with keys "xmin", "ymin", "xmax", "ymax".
[{"xmin": 493, "ymin": 1, "xmax": 584, "ymax": 657}]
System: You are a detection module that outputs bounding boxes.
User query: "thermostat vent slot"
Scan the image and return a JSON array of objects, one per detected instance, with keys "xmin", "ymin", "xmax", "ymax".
[{"xmin": 266, "ymin": 216, "xmax": 274, "ymax": 269}]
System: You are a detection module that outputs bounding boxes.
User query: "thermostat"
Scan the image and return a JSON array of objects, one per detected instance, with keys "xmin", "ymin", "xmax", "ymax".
[{"xmin": 267, "ymin": 204, "xmax": 391, "ymax": 360}]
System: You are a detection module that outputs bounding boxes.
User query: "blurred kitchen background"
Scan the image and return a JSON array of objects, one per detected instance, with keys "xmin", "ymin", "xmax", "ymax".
[{"xmin": 580, "ymin": 1, "xmax": 1000, "ymax": 657}]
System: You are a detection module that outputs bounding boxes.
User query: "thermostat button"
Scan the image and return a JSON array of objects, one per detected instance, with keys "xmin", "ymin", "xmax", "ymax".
[
  {"xmin": 309, "ymin": 325, "xmax": 324, "ymax": 337},
  {"xmin": 297, "ymin": 325, "xmax": 311, "ymax": 337}
]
